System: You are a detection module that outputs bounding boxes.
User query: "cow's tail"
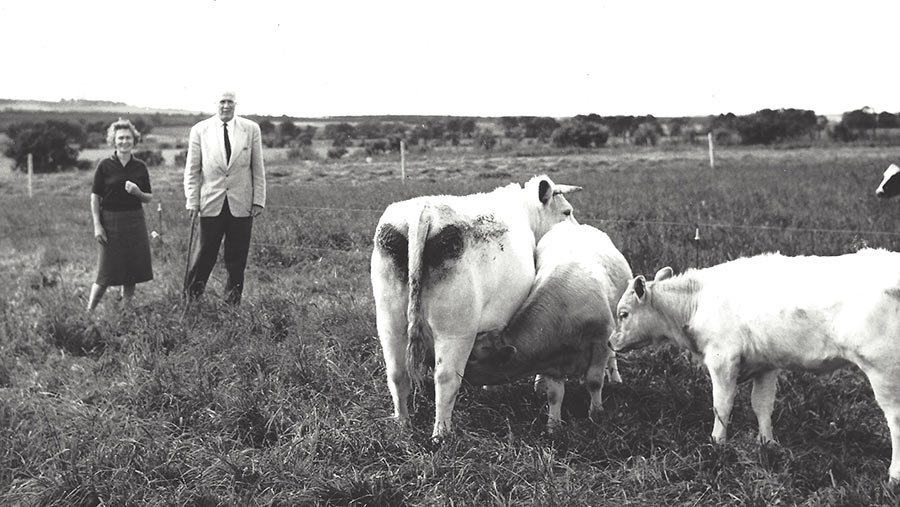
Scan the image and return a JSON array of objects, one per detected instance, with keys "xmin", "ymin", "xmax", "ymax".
[{"xmin": 406, "ymin": 204, "xmax": 433, "ymax": 390}]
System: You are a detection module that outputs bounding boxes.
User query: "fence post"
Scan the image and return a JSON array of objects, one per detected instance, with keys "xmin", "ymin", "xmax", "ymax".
[
  {"xmin": 157, "ymin": 202, "xmax": 163, "ymax": 236},
  {"xmin": 400, "ymin": 140, "xmax": 406, "ymax": 181},
  {"xmin": 27, "ymin": 153, "xmax": 33, "ymax": 197},
  {"xmin": 693, "ymin": 226, "xmax": 701, "ymax": 267},
  {"xmin": 707, "ymin": 132, "xmax": 715, "ymax": 170}
]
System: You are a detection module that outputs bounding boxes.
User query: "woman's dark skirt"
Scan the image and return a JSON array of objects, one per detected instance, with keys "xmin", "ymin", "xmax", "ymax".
[{"xmin": 95, "ymin": 208, "xmax": 153, "ymax": 286}]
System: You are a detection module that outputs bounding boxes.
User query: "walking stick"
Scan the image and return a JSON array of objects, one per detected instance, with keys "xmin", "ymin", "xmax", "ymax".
[{"xmin": 183, "ymin": 210, "xmax": 198, "ymax": 302}]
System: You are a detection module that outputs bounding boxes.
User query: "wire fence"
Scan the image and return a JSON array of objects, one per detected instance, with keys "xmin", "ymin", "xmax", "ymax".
[{"xmin": 4, "ymin": 199, "xmax": 900, "ymax": 246}]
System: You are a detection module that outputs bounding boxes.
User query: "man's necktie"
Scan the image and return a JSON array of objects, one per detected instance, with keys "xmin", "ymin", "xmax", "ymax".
[{"xmin": 223, "ymin": 123, "xmax": 232, "ymax": 164}]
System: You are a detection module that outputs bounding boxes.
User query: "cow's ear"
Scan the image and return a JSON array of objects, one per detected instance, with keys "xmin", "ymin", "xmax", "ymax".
[
  {"xmin": 654, "ymin": 267, "xmax": 673, "ymax": 281},
  {"xmin": 538, "ymin": 179, "xmax": 553, "ymax": 204},
  {"xmin": 633, "ymin": 276, "xmax": 646, "ymax": 299}
]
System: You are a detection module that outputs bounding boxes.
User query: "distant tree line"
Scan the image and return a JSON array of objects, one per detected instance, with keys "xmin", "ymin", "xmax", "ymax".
[
  {"xmin": 258, "ymin": 118, "xmax": 317, "ymax": 148},
  {"xmin": 830, "ymin": 107, "xmax": 899, "ymax": 142},
  {"xmin": 4, "ymin": 107, "xmax": 900, "ymax": 172}
]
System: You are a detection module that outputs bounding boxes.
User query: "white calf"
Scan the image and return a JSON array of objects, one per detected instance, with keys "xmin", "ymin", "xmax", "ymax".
[
  {"xmin": 610, "ymin": 249, "xmax": 900, "ymax": 484},
  {"xmin": 466, "ymin": 221, "xmax": 631, "ymax": 431}
]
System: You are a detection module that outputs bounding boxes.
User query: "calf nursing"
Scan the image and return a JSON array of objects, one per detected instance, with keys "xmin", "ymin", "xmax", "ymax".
[
  {"xmin": 371, "ymin": 175, "xmax": 581, "ymax": 440},
  {"xmin": 466, "ymin": 222, "xmax": 631, "ymax": 431},
  {"xmin": 610, "ymin": 249, "xmax": 900, "ymax": 484}
]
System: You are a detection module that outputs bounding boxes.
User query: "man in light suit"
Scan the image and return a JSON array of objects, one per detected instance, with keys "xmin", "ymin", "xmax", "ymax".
[{"xmin": 184, "ymin": 90, "xmax": 266, "ymax": 305}]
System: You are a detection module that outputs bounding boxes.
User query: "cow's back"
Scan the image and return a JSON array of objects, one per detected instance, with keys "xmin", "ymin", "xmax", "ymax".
[
  {"xmin": 689, "ymin": 249, "xmax": 900, "ymax": 364},
  {"xmin": 695, "ymin": 249, "xmax": 900, "ymax": 313},
  {"xmin": 417, "ymin": 195, "xmax": 538, "ymax": 334},
  {"xmin": 534, "ymin": 222, "xmax": 633, "ymax": 308}
]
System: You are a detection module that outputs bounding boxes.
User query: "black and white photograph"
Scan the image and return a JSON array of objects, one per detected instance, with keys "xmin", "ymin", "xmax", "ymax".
[{"xmin": 2, "ymin": 1, "xmax": 900, "ymax": 504}]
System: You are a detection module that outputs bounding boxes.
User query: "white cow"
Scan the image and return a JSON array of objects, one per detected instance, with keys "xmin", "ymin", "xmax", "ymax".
[
  {"xmin": 610, "ymin": 249, "xmax": 900, "ymax": 484},
  {"xmin": 465, "ymin": 221, "xmax": 630, "ymax": 432},
  {"xmin": 876, "ymin": 163, "xmax": 900, "ymax": 198},
  {"xmin": 371, "ymin": 175, "xmax": 581, "ymax": 439}
]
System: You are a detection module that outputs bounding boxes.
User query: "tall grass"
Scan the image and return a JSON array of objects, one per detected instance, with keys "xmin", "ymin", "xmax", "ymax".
[{"xmin": 2, "ymin": 145, "xmax": 899, "ymax": 505}]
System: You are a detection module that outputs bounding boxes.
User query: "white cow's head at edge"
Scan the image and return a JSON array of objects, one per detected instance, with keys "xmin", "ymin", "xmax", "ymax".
[{"xmin": 876, "ymin": 163, "xmax": 900, "ymax": 199}]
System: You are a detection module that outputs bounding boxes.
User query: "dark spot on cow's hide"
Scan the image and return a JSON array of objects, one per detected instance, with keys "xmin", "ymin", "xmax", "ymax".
[
  {"xmin": 376, "ymin": 224, "xmax": 408, "ymax": 282},
  {"xmin": 885, "ymin": 287, "xmax": 900, "ymax": 302},
  {"xmin": 468, "ymin": 214, "xmax": 508, "ymax": 246},
  {"xmin": 424, "ymin": 224, "xmax": 464, "ymax": 270}
]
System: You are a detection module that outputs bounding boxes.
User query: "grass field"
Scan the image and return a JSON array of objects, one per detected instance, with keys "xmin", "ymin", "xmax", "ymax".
[{"xmin": 2, "ymin": 144, "xmax": 900, "ymax": 505}]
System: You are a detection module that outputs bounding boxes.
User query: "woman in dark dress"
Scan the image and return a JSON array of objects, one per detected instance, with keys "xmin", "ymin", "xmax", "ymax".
[{"xmin": 87, "ymin": 119, "xmax": 154, "ymax": 311}]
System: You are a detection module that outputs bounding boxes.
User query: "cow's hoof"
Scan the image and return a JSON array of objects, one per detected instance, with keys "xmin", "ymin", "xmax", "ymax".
[
  {"xmin": 430, "ymin": 432, "xmax": 450, "ymax": 447},
  {"xmin": 709, "ymin": 432, "xmax": 727, "ymax": 445},
  {"xmin": 588, "ymin": 407, "xmax": 604, "ymax": 424},
  {"xmin": 545, "ymin": 420, "xmax": 564, "ymax": 436},
  {"xmin": 756, "ymin": 435, "xmax": 778, "ymax": 446}
]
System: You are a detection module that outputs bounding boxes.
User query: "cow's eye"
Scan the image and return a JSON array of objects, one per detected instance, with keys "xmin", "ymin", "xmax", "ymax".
[
  {"xmin": 563, "ymin": 209, "xmax": 572, "ymax": 216},
  {"xmin": 618, "ymin": 311, "xmax": 629, "ymax": 320}
]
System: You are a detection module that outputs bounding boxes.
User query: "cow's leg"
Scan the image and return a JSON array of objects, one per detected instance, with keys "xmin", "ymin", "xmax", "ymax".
[
  {"xmin": 751, "ymin": 370, "xmax": 779, "ymax": 444},
  {"xmin": 705, "ymin": 351, "xmax": 739, "ymax": 443},
  {"xmin": 605, "ymin": 350, "xmax": 623, "ymax": 384},
  {"xmin": 585, "ymin": 341, "xmax": 612, "ymax": 422},
  {"xmin": 862, "ymin": 369, "xmax": 900, "ymax": 484},
  {"xmin": 536, "ymin": 375, "xmax": 566, "ymax": 433},
  {"xmin": 372, "ymin": 256, "xmax": 410, "ymax": 426},
  {"xmin": 378, "ymin": 311, "xmax": 410, "ymax": 425},
  {"xmin": 431, "ymin": 335, "xmax": 476, "ymax": 440}
]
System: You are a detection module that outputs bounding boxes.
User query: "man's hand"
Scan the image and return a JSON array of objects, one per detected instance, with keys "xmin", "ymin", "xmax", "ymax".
[
  {"xmin": 94, "ymin": 224, "xmax": 108, "ymax": 244},
  {"xmin": 251, "ymin": 204, "xmax": 264, "ymax": 218},
  {"xmin": 189, "ymin": 206, "xmax": 200, "ymax": 220}
]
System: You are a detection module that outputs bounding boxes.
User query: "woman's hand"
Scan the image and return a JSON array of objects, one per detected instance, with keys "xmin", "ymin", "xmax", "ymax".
[
  {"xmin": 94, "ymin": 224, "xmax": 107, "ymax": 244},
  {"xmin": 124, "ymin": 180, "xmax": 139, "ymax": 195}
]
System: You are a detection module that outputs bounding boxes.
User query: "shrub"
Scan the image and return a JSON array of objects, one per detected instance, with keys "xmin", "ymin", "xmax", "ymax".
[
  {"xmin": 631, "ymin": 122, "xmax": 660, "ymax": 146},
  {"xmin": 551, "ymin": 119, "xmax": 609, "ymax": 148},
  {"xmin": 734, "ymin": 108, "xmax": 817, "ymax": 145},
  {"xmin": 829, "ymin": 123, "xmax": 858, "ymax": 142},
  {"xmin": 4, "ymin": 121, "xmax": 81, "ymax": 172},
  {"xmin": 134, "ymin": 149, "xmax": 164, "ymax": 167},
  {"xmin": 364, "ymin": 140, "xmax": 389, "ymax": 156},
  {"xmin": 287, "ymin": 146, "xmax": 319, "ymax": 160},
  {"xmin": 327, "ymin": 146, "xmax": 348, "ymax": 159},
  {"xmin": 474, "ymin": 129, "xmax": 497, "ymax": 151}
]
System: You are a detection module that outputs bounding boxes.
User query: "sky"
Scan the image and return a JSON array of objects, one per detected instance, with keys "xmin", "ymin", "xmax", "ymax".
[{"xmin": 2, "ymin": 0, "xmax": 899, "ymax": 119}]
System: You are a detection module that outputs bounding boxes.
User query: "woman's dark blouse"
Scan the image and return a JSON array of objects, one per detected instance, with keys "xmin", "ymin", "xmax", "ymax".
[{"xmin": 91, "ymin": 153, "xmax": 152, "ymax": 211}]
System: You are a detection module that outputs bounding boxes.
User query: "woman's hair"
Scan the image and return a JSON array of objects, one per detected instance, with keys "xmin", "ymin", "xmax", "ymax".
[{"xmin": 106, "ymin": 118, "xmax": 141, "ymax": 147}]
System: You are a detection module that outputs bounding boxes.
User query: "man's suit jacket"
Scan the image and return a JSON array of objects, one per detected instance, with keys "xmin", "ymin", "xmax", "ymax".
[{"xmin": 184, "ymin": 115, "xmax": 266, "ymax": 218}]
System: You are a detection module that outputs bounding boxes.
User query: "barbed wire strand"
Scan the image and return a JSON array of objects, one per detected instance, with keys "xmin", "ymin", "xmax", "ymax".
[
  {"xmin": 7, "ymin": 194, "xmax": 900, "ymax": 235},
  {"xmin": 3, "ymin": 204, "xmax": 900, "ymax": 239},
  {"xmin": 2, "ymin": 217, "xmax": 900, "ymax": 241}
]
